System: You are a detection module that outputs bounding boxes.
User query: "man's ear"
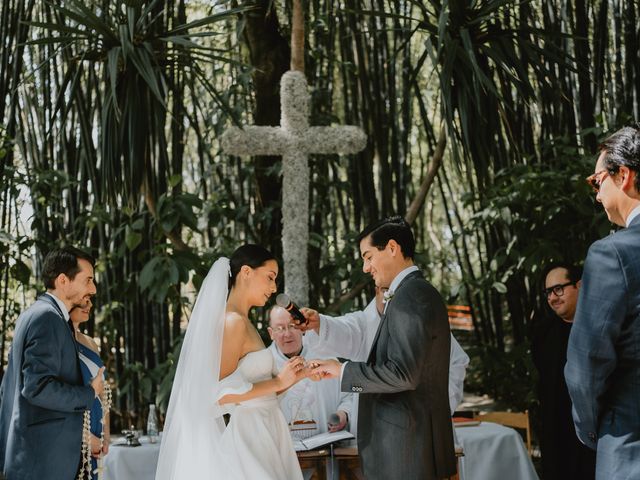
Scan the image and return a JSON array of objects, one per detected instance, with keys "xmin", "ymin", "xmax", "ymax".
[
  {"xmin": 387, "ymin": 239, "xmax": 399, "ymax": 256},
  {"xmin": 55, "ymin": 273, "xmax": 68, "ymax": 289},
  {"xmin": 267, "ymin": 327, "xmax": 274, "ymax": 340},
  {"xmin": 618, "ymin": 166, "xmax": 636, "ymax": 192}
]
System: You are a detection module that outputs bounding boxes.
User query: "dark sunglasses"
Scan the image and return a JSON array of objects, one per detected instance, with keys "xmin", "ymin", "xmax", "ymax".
[{"xmin": 586, "ymin": 169, "xmax": 610, "ymax": 193}]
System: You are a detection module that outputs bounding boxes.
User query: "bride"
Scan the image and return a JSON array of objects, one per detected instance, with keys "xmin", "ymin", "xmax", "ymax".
[{"xmin": 156, "ymin": 244, "xmax": 307, "ymax": 479}]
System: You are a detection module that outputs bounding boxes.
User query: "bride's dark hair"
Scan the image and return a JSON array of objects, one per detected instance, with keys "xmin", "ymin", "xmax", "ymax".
[{"xmin": 228, "ymin": 244, "xmax": 276, "ymax": 290}]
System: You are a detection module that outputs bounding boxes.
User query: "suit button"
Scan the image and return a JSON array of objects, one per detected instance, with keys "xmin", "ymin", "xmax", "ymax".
[
  {"xmin": 352, "ymin": 387, "xmax": 357, "ymax": 392},
  {"xmin": 588, "ymin": 432, "xmax": 596, "ymax": 442}
]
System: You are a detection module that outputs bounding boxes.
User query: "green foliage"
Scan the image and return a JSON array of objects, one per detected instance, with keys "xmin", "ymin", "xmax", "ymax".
[
  {"xmin": 154, "ymin": 335, "xmax": 184, "ymax": 413},
  {"xmin": 156, "ymin": 192, "xmax": 203, "ymax": 234},
  {"xmin": 464, "ymin": 339, "xmax": 538, "ymax": 412},
  {"xmin": 466, "ymin": 140, "xmax": 607, "ymax": 293},
  {"xmin": 3, "ymin": 0, "xmax": 640, "ymax": 426},
  {"xmin": 456, "ymin": 136, "xmax": 611, "ymax": 407},
  {"xmin": 29, "ymin": 0, "xmax": 247, "ymax": 204}
]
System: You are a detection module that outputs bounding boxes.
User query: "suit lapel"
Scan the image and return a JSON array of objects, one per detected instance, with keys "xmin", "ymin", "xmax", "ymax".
[
  {"xmin": 39, "ymin": 292, "xmax": 65, "ymax": 318},
  {"xmin": 366, "ymin": 271, "xmax": 423, "ymax": 363}
]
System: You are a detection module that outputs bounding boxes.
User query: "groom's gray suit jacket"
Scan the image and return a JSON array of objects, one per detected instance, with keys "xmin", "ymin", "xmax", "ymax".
[
  {"xmin": 342, "ymin": 271, "xmax": 456, "ymax": 480},
  {"xmin": 0, "ymin": 294, "xmax": 95, "ymax": 480}
]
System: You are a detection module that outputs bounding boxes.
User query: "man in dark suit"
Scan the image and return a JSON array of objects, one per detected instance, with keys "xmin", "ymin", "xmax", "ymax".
[
  {"xmin": 532, "ymin": 263, "xmax": 595, "ymax": 479},
  {"xmin": 565, "ymin": 125, "xmax": 640, "ymax": 479},
  {"xmin": 311, "ymin": 216, "xmax": 456, "ymax": 480},
  {"xmin": 0, "ymin": 246, "xmax": 104, "ymax": 480}
]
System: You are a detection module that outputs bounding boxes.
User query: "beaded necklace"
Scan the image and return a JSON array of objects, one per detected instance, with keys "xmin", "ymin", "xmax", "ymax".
[{"xmin": 78, "ymin": 382, "xmax": 113, "ymax": 480}]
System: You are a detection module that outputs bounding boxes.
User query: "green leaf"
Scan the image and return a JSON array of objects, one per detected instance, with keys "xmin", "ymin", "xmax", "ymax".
[
  {"xmin": 163, "ymin": 6, "xmax": 253, "ymax": 36},
  {"xmin": 140, "ymin": 257, "xmax": 163, "ymax": 292},
  {"xmin": 125, "ymin": 227, "xmax": 143, "ymax": 251},
  {"xmin": 492, "ymin": 282, "xmax": 508, "ymax": 294},
  {"xmin": 127, "ymin": 46, "xmax": 166, "ymax": 107},
  {"xmin": 10, "ymin": 260, "xmax": 31, "ymax": 285}
]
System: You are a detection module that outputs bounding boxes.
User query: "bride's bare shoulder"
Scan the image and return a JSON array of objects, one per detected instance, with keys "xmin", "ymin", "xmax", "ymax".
[{"xmin": 224, "ymin": 311, "xmax": 248, "ymax": 333}]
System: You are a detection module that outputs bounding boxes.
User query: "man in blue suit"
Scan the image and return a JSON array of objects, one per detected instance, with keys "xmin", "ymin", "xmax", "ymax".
[
  {"xmin": 565, "ymin": 125, "xmax": 640, "ymax": 479},
  {"xmin": 0, "ymin": 246, "xmax": 104, "ymax": 480}
]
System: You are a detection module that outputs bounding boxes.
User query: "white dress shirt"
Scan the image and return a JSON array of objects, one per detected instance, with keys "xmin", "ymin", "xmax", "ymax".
[{"xmin": 625, "ymin": 204, "xmax": 640, "ymax": 227}]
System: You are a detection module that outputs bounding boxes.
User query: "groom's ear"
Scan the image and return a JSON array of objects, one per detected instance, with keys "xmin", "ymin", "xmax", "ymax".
[{"xmin": 387, "ymin": 239, "xmax": 400, "ymax": 257}]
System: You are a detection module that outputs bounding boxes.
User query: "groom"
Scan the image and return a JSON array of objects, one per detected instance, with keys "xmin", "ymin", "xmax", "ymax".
[
  {"xmin": 311, "ymin": 216, "xmax": 456, "ymax": 479},
  {"xmin": 0, "ymin": 246, "xmax": 103, "ymax": 480}
]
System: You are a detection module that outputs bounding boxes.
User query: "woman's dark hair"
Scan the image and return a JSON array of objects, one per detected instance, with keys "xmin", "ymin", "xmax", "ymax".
[
  {"xmin": 356, "ymin": 215, "xmax": 415, "ymax": 259},
  {"xmin": 599, "ymin": 123, "xmax": 640, "ymax": 192},
  {"xmin": 228, "ymin": 244, "xmax": 276, "ymax": 290},
  {"xmin": 42, "ymin": 246, "xmax": 95, "ymax": 290}
]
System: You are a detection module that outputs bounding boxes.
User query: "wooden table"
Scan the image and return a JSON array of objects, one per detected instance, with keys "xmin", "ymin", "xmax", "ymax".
[
  {"xmin": 297, "ymin": 446, "xmax": 364, "ymax": 480},
  {"xmin": 297, "ymin": 449, "xmax": 329, "ymax": 480},
  {"xmin": 333, "ymin": 447, "xmax": 365, "ymax": 480}
]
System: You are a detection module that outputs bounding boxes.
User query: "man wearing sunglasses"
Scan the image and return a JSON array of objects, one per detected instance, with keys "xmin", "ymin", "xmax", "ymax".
[
  {"xmin": 533, "ymin": 263, "xmax": 595, "ymax": 480},
  {"xmin": 565, "ymin": 125, "xmax": 640, "ymax": 480}
]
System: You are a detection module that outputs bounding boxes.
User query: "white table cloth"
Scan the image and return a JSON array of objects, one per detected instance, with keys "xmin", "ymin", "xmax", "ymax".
[
  {"xmin": 103, "ymin": 437, "xmax": 160, "ymax": 480},
  {"xmin": 455, "ymin": 421, "xmax": 539, "ymax": 480},
  {"xmin": 104, "ymin": 423, "xmax": 538, "ymax": 480}
]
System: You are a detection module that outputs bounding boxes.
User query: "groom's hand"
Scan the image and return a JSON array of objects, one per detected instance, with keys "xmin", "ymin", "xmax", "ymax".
[
  {"xmin": 309, "ymin": 359, "xmax": 341, "ymax": 379},
  {"xmin": 297, "ymin": 308, "xmax": 320, "ymax": 333}
]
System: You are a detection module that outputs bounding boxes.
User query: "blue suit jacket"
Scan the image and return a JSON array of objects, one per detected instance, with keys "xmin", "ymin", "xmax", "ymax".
[
  {"xmin": 0, "ymin": 294, "xmax": 95, "ymax": 480},
  {"xmin": 565, "ymin": 215, "xmax": 640, "ymax": 479}
]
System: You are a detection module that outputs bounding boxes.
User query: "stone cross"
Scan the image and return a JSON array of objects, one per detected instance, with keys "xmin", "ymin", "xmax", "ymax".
[{"xmin": 220, "ymin": 71, "xmax": 366, "ymax": 305}]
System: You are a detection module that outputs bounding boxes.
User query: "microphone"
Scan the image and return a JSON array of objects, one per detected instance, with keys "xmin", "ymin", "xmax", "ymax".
[{"xmin": 275, "ymin": 293, "xmax": 307, "ymax": 325}]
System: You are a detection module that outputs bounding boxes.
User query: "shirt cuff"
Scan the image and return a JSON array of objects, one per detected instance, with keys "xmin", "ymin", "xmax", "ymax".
[
  {"xmin": 318, "ymin": 314, "xmax": 330, "ymax": 340},
  {"xmin": 340, "ymin": 361, "xmax": 348, "ymax": 383}
]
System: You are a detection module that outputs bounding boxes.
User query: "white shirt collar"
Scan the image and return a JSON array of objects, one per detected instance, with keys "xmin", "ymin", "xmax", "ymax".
[
  {"xmin": 44, "ymin": 292, "xmax": 70, "ymax": 321},
  {"xmin": 387, "ymin": 265, "xmax": 419, "ymax": 295},
  {"xmin": 625, "ymin": 204, "xmax": 640, "ymax": 227}
]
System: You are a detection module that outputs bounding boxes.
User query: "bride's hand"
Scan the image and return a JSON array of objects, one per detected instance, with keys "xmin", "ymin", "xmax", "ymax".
[
  {"xmin": 305, "ymin": 360, "xmax": 323, "ymax": 381},
  {"xmin": 277, "ymin": 356, "xmax": 306, "ymax": 388}
]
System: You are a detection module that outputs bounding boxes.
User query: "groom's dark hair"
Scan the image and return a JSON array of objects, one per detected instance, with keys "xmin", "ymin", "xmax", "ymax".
[
  {"xmin": 42, "ymin": 246, "xmax": 96, "ymax": 289},
  {"xmin": 357, "ymin": 215, "xmax": 415, "ymax": 259}
]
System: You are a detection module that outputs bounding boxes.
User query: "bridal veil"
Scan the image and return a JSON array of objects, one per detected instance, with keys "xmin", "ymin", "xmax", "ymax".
[{"xmin": 156, "ymin": 257, "xmax": 232, "ymax": 479}]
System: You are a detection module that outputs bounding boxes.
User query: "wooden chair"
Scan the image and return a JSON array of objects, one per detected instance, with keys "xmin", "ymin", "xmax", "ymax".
[{"xmin": 473, "ymin": 410, "xmax": 532, "ymax": 455}]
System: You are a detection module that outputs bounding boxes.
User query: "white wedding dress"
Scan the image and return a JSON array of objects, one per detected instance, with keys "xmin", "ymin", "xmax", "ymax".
[
  {"xmin": 213, "ymin": 349, "xmax": 303, "ymax": 479},
  {"xmin": 155, "ymin": 258, "xmax": 303, "ymax": 480}
]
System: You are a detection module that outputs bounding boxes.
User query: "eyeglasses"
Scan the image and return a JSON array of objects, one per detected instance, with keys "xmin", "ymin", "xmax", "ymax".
[
  {"xmin": 543, "ymin": 281, "xmax": 575, "ymax": 298},
  {"xmin": 271, "ymin": 324, "xmax": 297, "ymax": 334},
  {"xmin": 586, "ymin": 169, "xmax": 610, "ymax": 193}
]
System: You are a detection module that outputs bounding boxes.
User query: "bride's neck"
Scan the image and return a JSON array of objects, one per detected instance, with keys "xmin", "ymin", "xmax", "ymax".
[{"xmin": 226, "ymin": 288, "xmax": 252, "ymax": 317}]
